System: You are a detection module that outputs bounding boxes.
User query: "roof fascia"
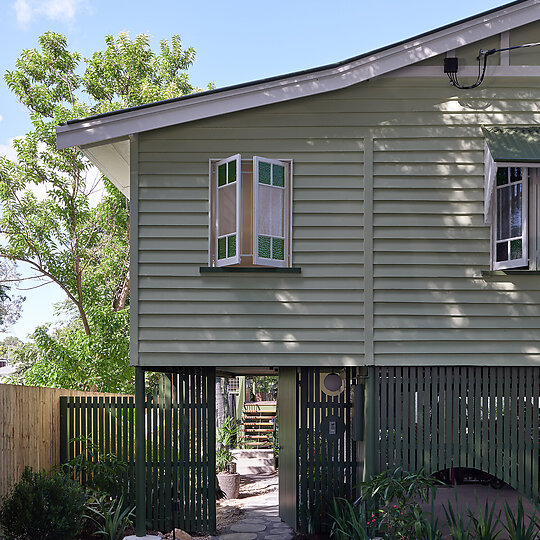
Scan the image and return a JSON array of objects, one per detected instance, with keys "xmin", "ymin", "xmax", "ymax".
[{"xmin": 56, "ymin": 0, "xmax": 540, "ymax": 150}]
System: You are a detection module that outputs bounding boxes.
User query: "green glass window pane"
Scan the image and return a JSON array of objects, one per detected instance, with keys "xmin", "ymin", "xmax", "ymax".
[
  {"xmin": 258, "ymin": 235, "xmax": 271, "ymax": 258},
  {"xmin": 272, "ymin": 237, "xmax": 285, "ymax": 260},
  {"xmin": 510, "ymin": 238, "xmax": 522, "ymax": 260},
  {"xmin": 510, "ymin": 167, "xmax": 522, "ymax": 183},
  {"xmin": 273, "ymin": 164, "xmax": 285, "ymax": 187},
  {"xmin": 228, "ymin": 160, "xmax": 236, "ymax": 184},
  {"xmin": 227, "ymin": 234, "xmax": 236, "ymax": 258},
  {"xmin": 218, "ymin": 164, "xmax": 227, "ymax": 187},
  {"xmin": 218, "ymin": 237, "xmax": 226, "ymax": 259},
  {"xmin": 259, "ymin": 162, "xmax": 271, "ymax": 185}
]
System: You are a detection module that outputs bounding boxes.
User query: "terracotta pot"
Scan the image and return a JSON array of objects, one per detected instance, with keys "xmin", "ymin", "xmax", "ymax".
[{"xmin": 217, "ymin": 471, "xmax": 241, "ymax": 499}]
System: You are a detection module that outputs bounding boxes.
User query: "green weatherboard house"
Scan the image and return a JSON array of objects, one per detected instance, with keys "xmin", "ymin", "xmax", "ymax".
[{"xmin": 57, "ymin": 0, "xmax": 540, "ymax": 535}]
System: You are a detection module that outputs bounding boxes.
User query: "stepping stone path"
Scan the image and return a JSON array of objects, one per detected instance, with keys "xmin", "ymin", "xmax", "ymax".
[{"xmin": 214, "ymin": 474, "xmax": 295, "ymax": 540}]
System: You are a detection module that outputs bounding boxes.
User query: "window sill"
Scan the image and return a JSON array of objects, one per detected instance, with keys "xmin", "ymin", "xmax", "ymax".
[
  {"xmin": 200, "ymin": 266, "xmax": 301, "ymax": 274},
  {"xmin": 482, "ymin": 270, "xmax": 540, "ymax": 276}
]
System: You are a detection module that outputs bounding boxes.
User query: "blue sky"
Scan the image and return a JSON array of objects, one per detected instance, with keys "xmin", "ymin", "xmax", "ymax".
[{"xmin": 0, "ymin": 0, "xmax": 508, "ymax": 339}]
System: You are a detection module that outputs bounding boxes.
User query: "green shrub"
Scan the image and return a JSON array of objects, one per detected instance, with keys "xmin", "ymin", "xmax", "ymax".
[
  {"xmin": 359, "ymin": 467, "xmax": 441, "ymax": 539},
  {"xmin": 329, "ymin": 497, "xmax": 370, "ymax": 540},
  {"xmin": 85, "ymin": 494, "xmax": 135, "ymax": 540},
  {"xmin": 503, "ymin": 499, "xmax": 539, "ymax": 540},
  {"xmin": 0, "ymin": 467, "xmax": 86, "ymax": 540},
  {"xmin": 63, "ymin": 436, "xmax": 127, "ymax": 498}
]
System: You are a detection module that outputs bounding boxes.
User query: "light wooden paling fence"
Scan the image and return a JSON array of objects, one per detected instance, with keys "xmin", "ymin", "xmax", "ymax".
[{"xmin": 0, "ymin": 383, "xmax": 129, "ymax": 498}]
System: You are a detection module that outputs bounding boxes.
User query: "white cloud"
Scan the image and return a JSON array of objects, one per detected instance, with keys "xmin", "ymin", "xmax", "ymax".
[
  {"xmin": 14, "ymin": 0, "xmax": 84, "ymax": 25},
  {"xmin": 0, "ymin": 137, "xmax": 20, "ymax": 163}
]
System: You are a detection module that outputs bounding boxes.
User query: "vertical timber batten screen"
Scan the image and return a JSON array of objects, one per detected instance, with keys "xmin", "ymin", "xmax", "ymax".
[
  {"xmin": 298, "ymin": 367, "xmax": 359, "ymax": 533},
  {"xmin": 61, "ymin": 367, "xmax": 216, "ymax": 535},
  {"xmin": 375, "ymin": 366, "xmax": 540, "ymax": 502}
]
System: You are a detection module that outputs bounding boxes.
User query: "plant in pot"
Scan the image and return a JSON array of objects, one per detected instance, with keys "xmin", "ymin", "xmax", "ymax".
[{"xmin": 216, "ymin": 417, "xmax": 241, "ymax": 499}]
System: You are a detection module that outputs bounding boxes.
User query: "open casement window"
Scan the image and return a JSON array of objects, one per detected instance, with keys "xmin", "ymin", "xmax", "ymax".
[
  {"xmin": 253, "ymin": 156, "xmax": 290, "ymax": 268},
  {"xmin": 209, "ymin": 155, "xmax": 292, "ymax": 268},
  {"xmin": 215, "ymin": 154, "xmax": 241, "ymax": 267},
  {"xmin": 483, "ymin": 127, "xmax": 540, "ymax": 271},
  {"xmin": 492, "ymin": 167, "xmax": 528, "ymax": 270}
]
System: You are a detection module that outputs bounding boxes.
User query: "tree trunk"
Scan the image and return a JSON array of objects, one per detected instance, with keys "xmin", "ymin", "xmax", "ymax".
[
  {"xmin": 216, "ymin": 378, "xmax": 226, "ymax": 429},
  {"xmin": 112, "ymin": 269, "xmax": 130, "ymax": 311}
]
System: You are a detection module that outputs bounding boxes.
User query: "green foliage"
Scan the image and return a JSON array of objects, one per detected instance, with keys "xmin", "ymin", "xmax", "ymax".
[
  {"xmin": 444, "ymin": 493, "xmax": 472, "ymax": 540},
  {"xmin": 329, "ymin": 497, "xmax": 370, "ymax": 540},
  {"xmin": 358, "ymin": 468, "xmax": 441, "ymax": 540},
  {"xmin": 503, "ymin": 499, "xmax": 539, "ymax": 540},
  {"xmin": 0, "ymin": 466, "xmax": 86, "ymax": 540},
  {"xmin": 22, "ymin": 306, "xmax": 132, "ymax": 393},
  {"xmin": 467, "ymin": 498, "xmax": 502, "ymax": 540},
  {"xmin": 63, "ymin": 436, "xmax": 127, "ymax": 498},
  {"xmin": 252, "ymin": 375, "xmax": 278, "ymax": 397},
  {"xmin": 0, "ymin": 262, "xmax": 24, "ymax": 332},
  {"xmin": 216, "ymin": 417, "xmax": 240, "ymax": 472},
  {"xmin": 84, "ymin": 494, "xmax": 134, "ymax": 540},
  {"xmin": 2, "ymin": 31, "xmax": 205, "ymax": 392}
]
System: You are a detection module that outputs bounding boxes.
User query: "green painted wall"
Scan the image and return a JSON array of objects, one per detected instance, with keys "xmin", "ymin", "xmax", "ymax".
[{"xmin": 134, "ymin": 24, "xmax": 540, "ymax": 368}]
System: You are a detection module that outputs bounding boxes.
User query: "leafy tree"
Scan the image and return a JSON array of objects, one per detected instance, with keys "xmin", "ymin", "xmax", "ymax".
[
  {"xmin": 0, "ymin": 261, "xmax": 24, "ymax": 332},
  {"xmin": 0, "ymin": 32, "xmax": 205, "ymax": 391}
]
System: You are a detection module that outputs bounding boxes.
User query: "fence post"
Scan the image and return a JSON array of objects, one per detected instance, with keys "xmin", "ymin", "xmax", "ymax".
[
  {"xmin": 364, "ymin": 366, "xmax": 377, "ymax": 482},
  {"xmin": 59, "ymin": 397, "xmax": 68, "ymax": 465},
  {"xmin": 135, "ymin": 367, "xmax": 146, "ymax": 537}
]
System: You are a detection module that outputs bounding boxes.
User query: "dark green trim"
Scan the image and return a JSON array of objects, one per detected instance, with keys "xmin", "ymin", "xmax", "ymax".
[
  {"xmin": 59, "ymin": 397, "xmax": 68, "ymax": 465},
  {"xmin": 364, "ymin": 366, "xmax": 377, "ymax": 482},
  {"xmin": 200, "ymin": 266, "xmax": 301, "ymax": 274},
  {"xmin": 135, "ymin": 367, "xmax": 146, "ymax": 537},
  {"xmin": 482, "ymin": 270, "xmax": 540, "ymax": 276}
]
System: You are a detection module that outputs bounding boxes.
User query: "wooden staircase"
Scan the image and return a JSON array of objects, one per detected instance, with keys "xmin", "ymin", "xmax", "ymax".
[{"xmin": 241, "ymin": 401, "xmax": 276, "ymax": 448}]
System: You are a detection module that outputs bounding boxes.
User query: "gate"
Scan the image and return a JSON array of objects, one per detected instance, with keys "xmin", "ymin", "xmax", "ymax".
[
  {"xmin": 297, "ymin": 367, "xmax": 360, "ymax": 533},
  {"xmin": 375, "ymin": 366, "xmax": 540, "ymax": 502},
  {"xmin": 61, "ymin": 367, "xmax": 216, "ymax": 534}
]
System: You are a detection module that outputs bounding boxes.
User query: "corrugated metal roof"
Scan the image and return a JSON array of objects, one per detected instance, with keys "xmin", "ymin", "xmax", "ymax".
[{"xmin": 483, "ymin": 126, "xmax": 540, "ymax": 162}]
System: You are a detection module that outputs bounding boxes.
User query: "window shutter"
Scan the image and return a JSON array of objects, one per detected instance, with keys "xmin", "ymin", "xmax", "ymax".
[
  {"xmin": 493, "ymin": 167, "xmax": 528, "ymax": 270},
  {"xmin": 215, "ymin": 154, "xmax": 241, "ymax": 267},
  {"xmin": 253, "ymin": 156, "xmax": 288, "ymax": 267}
]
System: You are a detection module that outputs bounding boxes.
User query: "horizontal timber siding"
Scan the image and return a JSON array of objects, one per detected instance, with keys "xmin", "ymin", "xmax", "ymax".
[
  {"xmin": 136, "ymin": 36, "xmax": 540, "ymax": 367},
  {"xmin": 370, "ymin": 76, "xmax": 540, "ymax": 366},
  {"xmin": 136, "ymin": 108, "xmax": 365, "ymax": 367}
]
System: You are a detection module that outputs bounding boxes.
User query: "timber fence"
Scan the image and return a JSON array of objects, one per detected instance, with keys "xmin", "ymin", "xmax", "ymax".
[{"xmin": 0, "ymin": 383, "xmax": 129, "ymax": 497}]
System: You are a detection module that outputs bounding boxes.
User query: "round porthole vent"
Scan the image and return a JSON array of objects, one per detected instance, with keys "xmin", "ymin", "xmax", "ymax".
[{"xmin": 323, "ymin": 373, "xmax": 343, "ymax": 393}]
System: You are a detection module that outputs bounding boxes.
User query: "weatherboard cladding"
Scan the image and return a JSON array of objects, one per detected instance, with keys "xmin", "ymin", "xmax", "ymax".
[
  {"xmin": 136, "ymin": 100, "xmax": 365, "ymax": 367},
  {"xmin": 135, "ymin": 28, "xmax": 540, "ymax": 368},
  {"xmin": 135, "ymin": 92, "xmax": 536, "ymax": 366}
]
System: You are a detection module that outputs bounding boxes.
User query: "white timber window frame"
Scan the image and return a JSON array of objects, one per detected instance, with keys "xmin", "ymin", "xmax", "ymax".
[
  {"xmin": 209, "ymin": 155, "xmax": 293, "ymax": 268},
  {"xmin": 486, "ymin": 163, "xmax": 540, "ymax": 270}
]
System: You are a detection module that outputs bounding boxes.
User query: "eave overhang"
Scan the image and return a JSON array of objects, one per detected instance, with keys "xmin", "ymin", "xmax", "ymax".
[{"xmin": 55, "ymin": 0, "xmax": 540, "ymax": 198}]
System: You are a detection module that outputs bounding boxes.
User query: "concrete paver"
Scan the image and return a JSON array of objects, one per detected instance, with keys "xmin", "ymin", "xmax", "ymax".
[{"xmin": 214, "ymin": 473, "xmax": 295, "ymax": 540}]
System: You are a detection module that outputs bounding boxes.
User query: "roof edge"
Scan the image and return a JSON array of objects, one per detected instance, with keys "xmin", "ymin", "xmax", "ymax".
[{"xmin": 57, "ymin": 0, "xmax": 540, "ymax": 150}]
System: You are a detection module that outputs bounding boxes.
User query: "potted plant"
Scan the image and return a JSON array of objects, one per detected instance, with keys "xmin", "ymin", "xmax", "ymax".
[{"xmin": 216, "ymin": 417, "xmax": 241, "ymax": 499}]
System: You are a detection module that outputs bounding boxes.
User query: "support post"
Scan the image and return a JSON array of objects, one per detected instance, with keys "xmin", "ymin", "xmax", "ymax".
[
  {"xmin": 364, "ymin": 366, "xmax": 377, "ymax": 482},
  {"xmin": 135, "ymin": 367, "xmax": 146, "ymax": 537}
]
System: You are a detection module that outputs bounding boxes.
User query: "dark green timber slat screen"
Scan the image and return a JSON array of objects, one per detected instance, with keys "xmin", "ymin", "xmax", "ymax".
[
  {"xmin": 60, "ymin": 367, "xmax": 216, "ymax": 535},
  {"xmin": 298, "ymin": 367, "xmax": 359, "ymax": 533},
  {"xmin": 375, "ymin": 366, "xmax": 540, "ymax": 503}
]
